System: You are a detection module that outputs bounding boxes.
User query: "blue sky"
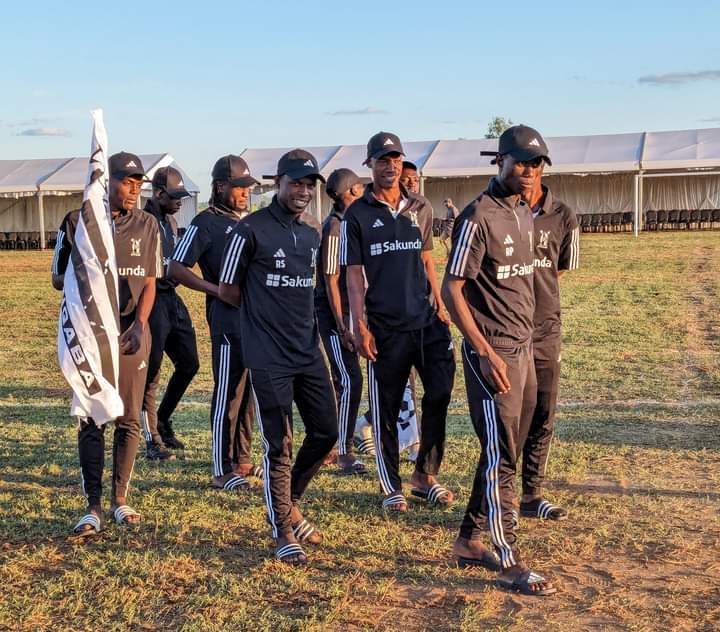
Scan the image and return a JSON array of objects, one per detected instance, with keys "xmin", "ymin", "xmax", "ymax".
[{"xmin": 2, "ymin": 1, "xmax": 719, "ymax": 197}]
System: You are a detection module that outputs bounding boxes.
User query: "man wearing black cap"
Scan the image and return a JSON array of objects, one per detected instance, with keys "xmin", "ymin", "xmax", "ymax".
[
  {"xmin": 52, "ymin": 152, "xmax": 163, "ymax": 533},
  {"xmin": 140, "ymin": 166, "xmax": 199, "ymax": 461},
  {"xmin": 518, "ymin": 158, "xmax": 579, "ymax": 522},
  {"xmin": 442, "ymin": 124, "xmax": 556, "ymax": 595},
  {"xmin": 314, "ymin": 168, "xmax": 366, "ymax": 475},
  {"xmin": 219, "ymin": 149, "xmax": 338, "ymax": 564},
  {"xmin": 169, "ymin": 155, "xmax": 262, "ymax": 492},
  {"xmin": 341, "ymin": 131, "xmax": 456, "ymax": 513}
]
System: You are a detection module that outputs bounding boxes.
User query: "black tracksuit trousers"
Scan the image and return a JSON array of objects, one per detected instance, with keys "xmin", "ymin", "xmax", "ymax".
[
  {"xmin": 522, "ymin": 335, "xmax": 561, "ymax": 498},
  {"xmin": 249, "ymin": 355, "xmax": 338, "ymax": 538},
  {"xmin": 141, "ymin": 290, "xmax": 199, "ymax": 444},
  {"xmin": 367, "ymin": 316, "xmax": 455, "ymax": 495},
  {"xmin": 210, "ymin": 333, "xmax": 255, "ymax": 477},
  {"xmin": 78, "ymin": 323, "xmax": 150, "ymax": 507},
  {"xmin": 459, "ymin": 338, "xmax": 537, "ymax": 569},
  {"xmin": 319, "ymin": 325, "xmax": 363, "ymax": 456}
]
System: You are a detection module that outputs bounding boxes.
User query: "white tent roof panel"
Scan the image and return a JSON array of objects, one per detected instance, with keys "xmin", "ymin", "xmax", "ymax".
[
  {"xmin": 544, "ymin": 132, "xmax": 643, "ymax": 173},
  {"xmin": 0, "ymin": 158, "xmax": 71, "ymax": 195},
  {"xmin": 642, "ymin": 128, "xmax": 720, "ymax": 171}
]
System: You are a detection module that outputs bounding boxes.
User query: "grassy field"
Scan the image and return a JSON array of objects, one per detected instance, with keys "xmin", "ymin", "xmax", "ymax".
[{"xmin": 0, "ymin": 232, "xmax": 719, "ymax": 631}]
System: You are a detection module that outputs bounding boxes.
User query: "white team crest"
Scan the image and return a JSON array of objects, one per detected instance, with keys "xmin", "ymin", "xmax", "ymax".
[
  {"xmin": 409, "ymin": 211, "xmax": 419, "ymax": 227},
  {"xmin": 311, "ymin": 247, "xmax": 318, "ymax": 268},
  {"xmin": 130, "ymin": 238, "xmax": 142, "ymax": 257},
  {"xmin": 538, "ymin": 229, "xmax": 551, "ymax": 249}
]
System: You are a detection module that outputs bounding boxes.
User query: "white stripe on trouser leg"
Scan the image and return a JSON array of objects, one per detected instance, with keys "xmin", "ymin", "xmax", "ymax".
[
  {"xmin": 141, "ymin": 409, "xmax": 152, "ymax": 443},
  {"xmin": 249, "ymin": 373, "xmax": 278, "ymax": 538},
  {"xmin": 211, "ymin": 343, "xmax": 230, "ymax": 477},
  {"xmin": 462, "ymin": 340, "xmax": 514, "ymax": 567},
  {"xmin": 80, "ymin": 468, "xmax": 87, "ymax": 501},
  {"xmin": 329, "ymin": 335, "xmax": 351, "ymax": 456},
  {"xmin": 482, "ymin": 399, "xmax": 515, "ymax": 567},
  {"xmin": 368, "ymin": 361, "xmax": 394, "ymax": 494}
]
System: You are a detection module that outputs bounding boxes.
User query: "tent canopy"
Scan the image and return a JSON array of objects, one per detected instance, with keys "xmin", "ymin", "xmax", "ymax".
[
  {"xmin": 0, "ymin": 154, "xmax": 200, "ymax": 198},
  {"xmin": 240, "ymin": 127, "xmax": 720, "ymax": 182}
]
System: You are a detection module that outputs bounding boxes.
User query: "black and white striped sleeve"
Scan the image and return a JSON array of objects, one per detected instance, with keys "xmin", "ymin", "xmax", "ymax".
[
  {"xmin": 322, "ymin": 217, "xmax": 341, "ymax": 275},
  {"xmin": 339, "ymin": 211, "xmax": 362, "ymax": 266},
  {"xmin": 219, "ymin": 223, "xmax": 254, "ymax": 286},
  {"xmin": 172, "ymin": 218, "xmax": 208, "ymax": 267},
  {"xmin": 446, "ymin": 217, "xmax": 485, "ymax": 279},
  {"xmin": 558, "ymin": 209, "xmax": 580, "ymax": 271}
]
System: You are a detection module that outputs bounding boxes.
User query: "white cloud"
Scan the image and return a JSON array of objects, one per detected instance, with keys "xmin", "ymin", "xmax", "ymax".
[
  {"xmin": 16, "ymin": 127, "xmax": 71, "ymax": 137},
  {"xmin": 638, "ymin": 70, "xmax": 720, "ymax": 86},
  {"xmin": 327, "ymin": 106, "xmax": 389, "ymax": 116}
]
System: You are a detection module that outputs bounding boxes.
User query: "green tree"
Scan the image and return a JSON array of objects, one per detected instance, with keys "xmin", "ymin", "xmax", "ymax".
[{"xmin": 485, "ymin": 116, "xmax": 513, "ymax": 139}]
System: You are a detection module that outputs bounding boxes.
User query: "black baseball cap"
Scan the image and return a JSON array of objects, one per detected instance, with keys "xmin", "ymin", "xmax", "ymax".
[
  {"xmin": 402, "ymin": 160, "xmax": 418, "ymax": 171},
  {"xmin": 152, "ymin": 166, "xmax": 191, "ymax": 199},
  {"xmin": 109, "ymin": 152, "xmax": 146, "ymax": 180},
  {"xmin": 481, "ymin": 124, "xmax": 552, "ymax": 166},
  {"xmin": 326, "ymin": 168, "xmax": 361, "ymax": 200},
  {"xmin": 364, "ymin": 131, "xmax": 405, "ymax": 165},
  {"xmin": 212, "ymin": 155, "xmax": 259, "ymax": 187},
  {"xmin": 264, "ymin": 149, "xmax": 325, "ymax": 183}
]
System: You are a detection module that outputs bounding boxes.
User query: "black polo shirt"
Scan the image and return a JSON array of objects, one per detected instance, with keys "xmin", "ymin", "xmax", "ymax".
[
  {"xmin": 145, "ymin": 198, "xmax": 179, "ymax": 292},
  {"xmin": 53, "ymin": 207, "xmax": 162, "ymax": 319},
  {"xmin": 532, "ymin": 186, "xmax": 580, "ymax": 341},
  {"xmin": 340, "ymin": 184, "xmax": 434, "ymax": 332},
  {"xmin": 171, "ymin": 204, "xmax": 245, "ymax": 334},
  {"xmin": 220, "ymin": 197, "xmax": 321, "ymax": 371},
  {"xmin": 446, "ymin": 177, "xmax": 535, "ymax": 345},
  {"xmin": 314, "ymin": 205, "xmax": 348, "ymax": 329}
]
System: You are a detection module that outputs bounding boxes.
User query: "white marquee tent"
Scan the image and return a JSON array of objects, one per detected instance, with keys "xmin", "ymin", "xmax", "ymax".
[
  {"xmin": 0, "ymin": 153, "xmax": 199, "ymax": 247},
  {"xmin": 241, "ymin": 127, "xmax": 720, "ymax": 234}
]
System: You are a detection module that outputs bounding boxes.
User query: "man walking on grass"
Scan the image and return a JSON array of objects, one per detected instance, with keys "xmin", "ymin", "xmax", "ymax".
[
  {"xmin": 219, "ymin": 149, "xmax": 338, "ymax": 564},
  {"xmin": 141, "ymin": 166, "xmax": 199, "ymax": 461},
  {"xmin": 341, "ymin": 131, "xmax": 455, "ymax": 514},
  {"xmin": 442, "ymin": 125, "xmax": 557, "ymax": 596},
  {"xmin": 53, "ymin": 152, "xmax": 162, "ymax": 534}
]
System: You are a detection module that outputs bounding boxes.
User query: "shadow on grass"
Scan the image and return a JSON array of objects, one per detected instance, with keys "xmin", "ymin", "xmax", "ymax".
[{"xmin": 550, "ymin": 480, "xmax": 720, "ymax": 502}]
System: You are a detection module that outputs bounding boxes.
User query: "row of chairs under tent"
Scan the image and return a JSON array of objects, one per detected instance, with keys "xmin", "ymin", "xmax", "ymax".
[
  {"xmin": 579, "ymin": 213, "xmax": 635, "ymax": 233},
  {"xmin": 644, "ymin": 209, "xmax": 720, "ymax": 231},
  {"xmin": 0, "ymin": 232, "xmax": 58, "ymax": 250}
]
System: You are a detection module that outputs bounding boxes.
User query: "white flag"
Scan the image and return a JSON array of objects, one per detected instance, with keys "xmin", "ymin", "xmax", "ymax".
[{"xmin": 57, "ymin": 109, "xmax": 123, "ymax": 424}]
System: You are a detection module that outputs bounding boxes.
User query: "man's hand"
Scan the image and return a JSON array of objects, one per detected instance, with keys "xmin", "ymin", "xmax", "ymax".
[
  {"xmin": 436, "ymin": 300, "xmax": 451, "ymax": 326},
  {"xmin": 478, "ymin": 350, "xmax": 511, "ymax": 394},
  {"xmin": 339, "ymin": 328, "xmax": 356, "ymax": 352},
  {"xmin": 119, "ymin": 321, "xmax": 144, "ymax": 355},
  {"xmin": 353, "ymin": 321, "xmax": 377, "ymax": 361}
]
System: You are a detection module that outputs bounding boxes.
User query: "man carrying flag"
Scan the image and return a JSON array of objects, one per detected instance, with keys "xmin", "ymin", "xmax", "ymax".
[{"xmin": 53, "ymin": 112, "xmax": 162, "ymax": 535}]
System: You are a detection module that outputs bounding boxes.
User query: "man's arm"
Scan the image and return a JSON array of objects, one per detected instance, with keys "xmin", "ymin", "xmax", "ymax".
[
  {"xmin": 321, "ymin": 218, "xmax": 354, "ymax": 349},
  {"xmin": 50, "ymin": 217, "xmax": 73, "ymax": 291},
  {"xmin": 421, "ymin": 250, "xmax": 450, "ymax": 324},
  {"xmin": 119, "ymin": 277, "xmax": 155, "ymax": 355},
  {"xmin": 217, "ymin": 225, "xmax": 253, "ymax": 308},
  {"xmin": 441, "ymin": 276, "xmax": 510, "ymax": 393},
  {"xmin": 346, "ymin": 264, "xmax": 375, "ymax": 361},
  {"xmin": 168, "ymin": 260, "xmax": 218, "ymax": 297}
]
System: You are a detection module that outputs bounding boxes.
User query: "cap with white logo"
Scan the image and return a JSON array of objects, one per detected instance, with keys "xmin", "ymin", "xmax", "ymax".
[
  {"xmin": 109, "ymin": 151, "xmax": 146, "ymax": 180},
  {"xmin": 364, "ymin": 131, "xmax": 405, "ymax": 165},
  {"xmin": 152, "ymin": 165, "xmax": 191, "ymax": 199},
  {"xmin": 264, "ymin": 149, "xmax": 326, "ymax": 183},
  {"xmin": 212, "ymin": 155, "xmax": 260, "ymax": 188},
  {"xmin": 481, "ymin": 124, "xmax": 552, "ymax": 166}
]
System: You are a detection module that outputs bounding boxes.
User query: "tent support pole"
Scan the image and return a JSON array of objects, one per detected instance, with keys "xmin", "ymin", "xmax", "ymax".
[
  {"xmin": 633, "ymin": 174, "xmax": 640, "ymax": 238},
  {"xmin": 37, "ymin": 192, "xmax": 46, "ymax": 249},
  {"xmin": 419, "ymin": 176, "xmax": 425, "ymax": 196}
]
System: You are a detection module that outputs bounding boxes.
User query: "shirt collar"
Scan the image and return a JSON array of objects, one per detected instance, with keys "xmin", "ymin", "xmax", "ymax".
[
  {"xmin": 487, "ymin": 177, "xmax": 523, "ymax": 212},
  {"xmin": 364, "ymin": 182, "xmax": 411, "ymax": 212},
  {"xmin": 268, "ymin": 196, "xmax": 306, "ymax": 228},
  {"xmin": 210, "ymin": 203, "xmax": 244, "ymax": 220}
]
